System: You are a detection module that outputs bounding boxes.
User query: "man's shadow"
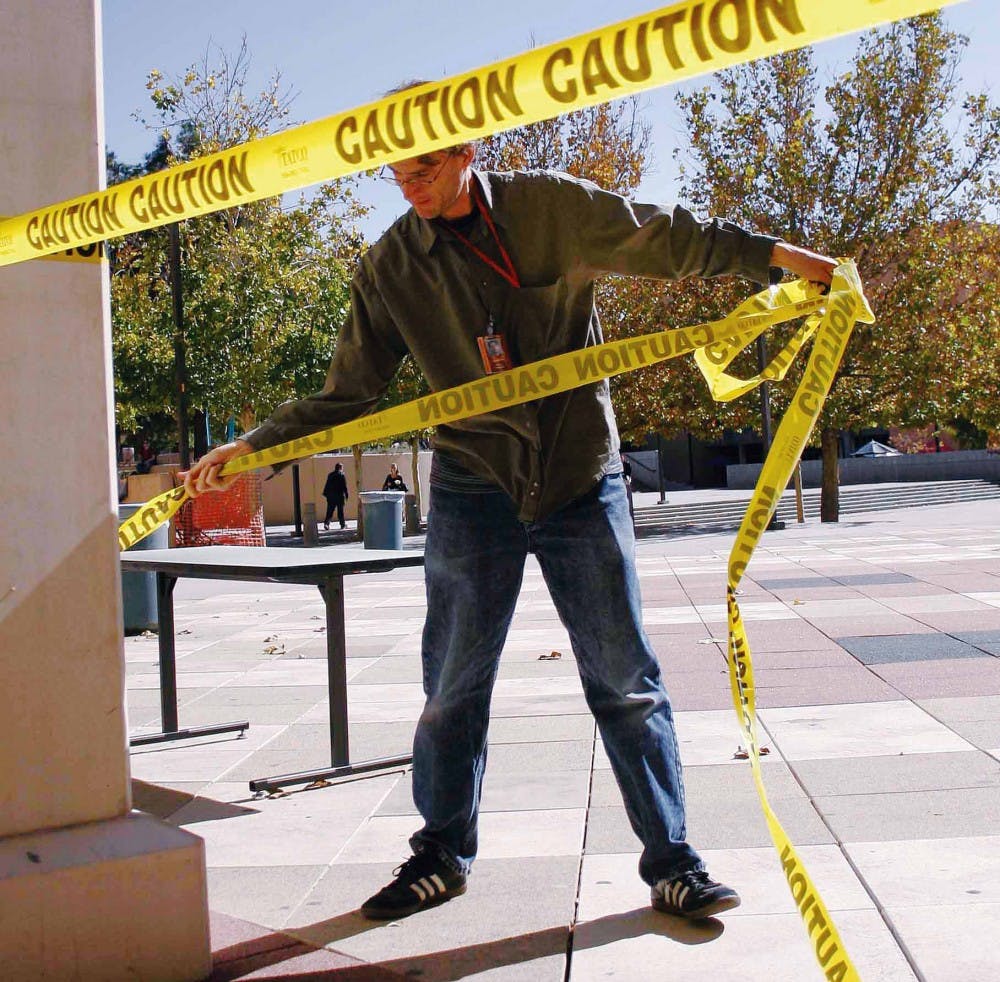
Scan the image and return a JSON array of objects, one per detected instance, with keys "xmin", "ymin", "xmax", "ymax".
[{"xmin": 209, "ymin": 904, "xmax": 724, "ymax": 981}]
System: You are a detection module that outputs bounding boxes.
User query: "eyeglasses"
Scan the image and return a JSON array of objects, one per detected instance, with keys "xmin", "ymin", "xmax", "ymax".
[{"xmin": 378, "ymin": 156, "xmax": 451, "ymax": 188}]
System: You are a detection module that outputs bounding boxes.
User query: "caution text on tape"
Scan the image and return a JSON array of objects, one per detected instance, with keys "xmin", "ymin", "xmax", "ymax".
[{"xmin": 0, "ymin": 0, "xmax": 963, "ymax": 266}]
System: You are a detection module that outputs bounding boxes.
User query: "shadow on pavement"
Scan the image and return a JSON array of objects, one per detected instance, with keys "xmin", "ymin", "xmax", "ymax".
[{"xmin": 209, "ymin": 905, "xmax": 724, "ymax": 980}]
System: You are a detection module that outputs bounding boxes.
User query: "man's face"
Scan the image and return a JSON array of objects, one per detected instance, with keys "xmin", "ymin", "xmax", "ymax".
[{"xmin": 387, "ymin": 149, "xmax": 473, "ymax": 221}]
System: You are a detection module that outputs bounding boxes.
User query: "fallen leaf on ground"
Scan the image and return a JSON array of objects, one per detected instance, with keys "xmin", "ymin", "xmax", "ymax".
[{"xmin": 734, "ymin": 745, "xmax": 771, "ymax": 759}]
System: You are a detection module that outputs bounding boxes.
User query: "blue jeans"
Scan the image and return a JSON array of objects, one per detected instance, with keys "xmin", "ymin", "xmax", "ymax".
[{"xmin": 410, "ymin": 473, "xmax": 703, "ymax": 885}]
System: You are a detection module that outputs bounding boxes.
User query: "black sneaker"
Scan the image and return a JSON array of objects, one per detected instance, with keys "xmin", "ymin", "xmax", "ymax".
[
  {"xmin": 651, "ymin": 869, "xmax": 741, "ymax": 919},
  {"xmin": 360, "ymin": 853, "xmax": 468, "ymax": 919}
]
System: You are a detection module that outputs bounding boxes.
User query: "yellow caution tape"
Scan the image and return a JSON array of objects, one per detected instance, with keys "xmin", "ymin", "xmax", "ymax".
[
  {"xmin": 695, "ymin": 278, "xmax": 823, "ymax": 401},
  {"xmin": 0, "ymin": 0, "xmax": 962, "ymax": 267},
  {"xmin": 37, "ymin": 241, "xmax": 105, "ymax": 264},
  {"xmin": 121, "ymin": 264, "xmax": 873, "ymax": 977},
  {"xmin": 727, "ymin": 260, "xmax": 873, "ymax": 982},
  {"xmin": 0, "ymin": 217, "xmax": 103, "ymax": 264},
  {"xmin": 117, "ymin": 273, "xmax": 832, "ymax": 549}
]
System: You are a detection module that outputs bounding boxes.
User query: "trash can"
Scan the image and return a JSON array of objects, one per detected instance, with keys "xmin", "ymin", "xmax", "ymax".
[
  {"xmin": 118, "ymin": 503, "xmax": 168, "ymax": 633},
  {"xmin": 359, "ymin": 491, "xmax": 405, "ymax": 550},
  {"xmin": 404, "ymin": 492, "xmax": 421, "ymax": 534}
]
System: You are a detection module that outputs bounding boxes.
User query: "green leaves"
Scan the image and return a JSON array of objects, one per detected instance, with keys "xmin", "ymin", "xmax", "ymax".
[
  {"xmin": 110, "ymin": 43, "xmax": 367, "ymax": 445},
  {"xmin": 672, "ymin": 13, "xmax": 1000, "ymax": 446}
]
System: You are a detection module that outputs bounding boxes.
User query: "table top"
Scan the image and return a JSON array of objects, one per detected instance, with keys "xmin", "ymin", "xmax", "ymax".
[{"xmin": 120, "ymin": 545, "xmax": 425, "ymax": 581}]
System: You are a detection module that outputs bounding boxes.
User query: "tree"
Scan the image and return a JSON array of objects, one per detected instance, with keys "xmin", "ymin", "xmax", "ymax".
[
  {"xmin": 672, "ymin": 13, "xmax": 1000, "ymax": 518},
  {"xmin": 477, "ymin": 97, "xmax": 650, "ymax": 192},
  {"xmin": 110, "ymin": 41, "xmax": 368, "ymax": 451}
]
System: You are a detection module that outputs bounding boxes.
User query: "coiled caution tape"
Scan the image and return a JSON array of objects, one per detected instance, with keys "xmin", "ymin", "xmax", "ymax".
[
  {"xmin": 727, "ymin": 261, "xmax": 873, "ymax": 981},
  {"xmin": 0, "ymin": 0, "xmax": 961, "ymax": 267},
  {"xmin": 119, "ymin": 261, "xmax": 874, "ymax": 980}
]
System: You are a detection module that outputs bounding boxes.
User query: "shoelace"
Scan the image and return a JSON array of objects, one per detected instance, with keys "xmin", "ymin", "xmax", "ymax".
[
  {"xmin": 393, "ymin": 854, "xmax": 437, "ymax": 883},
  {"xmin": 670, "ymin": 869, "xmax": 711, "ymax": 892}
]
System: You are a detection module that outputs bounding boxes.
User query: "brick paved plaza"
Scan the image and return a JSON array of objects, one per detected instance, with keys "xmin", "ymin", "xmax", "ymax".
[{"xmin": 125, "ymin": 494, "xmax": 1000, "ymax": 981}]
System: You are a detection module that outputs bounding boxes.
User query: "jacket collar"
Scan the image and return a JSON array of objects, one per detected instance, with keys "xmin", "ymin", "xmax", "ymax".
[{"xmin": 414, "ymin": 169, "xmax": 497, "ymax": 254}]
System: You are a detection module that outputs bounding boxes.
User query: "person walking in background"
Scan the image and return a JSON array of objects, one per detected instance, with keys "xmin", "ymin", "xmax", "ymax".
[
  {"xmin": 322, "ymin": 462, "xmax": 349, "ymax": 530},
  {"xmin": 381, "ymin": 462, "xmax": 408, "ymax": 492},
  {"xmin": 183, "ymin": 121, "xmax": 835, "ymax": 924}
]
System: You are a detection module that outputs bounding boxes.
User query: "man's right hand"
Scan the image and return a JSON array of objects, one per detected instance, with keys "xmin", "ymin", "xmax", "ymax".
[{"xmin": 181, "ymin": 439, "xmax": 254, "ymax": 498}]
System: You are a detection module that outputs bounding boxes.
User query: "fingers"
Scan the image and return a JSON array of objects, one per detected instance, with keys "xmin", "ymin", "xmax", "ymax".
[
  {"xmin": 181, "ymin": 457, "xmax": 220, "ymax": 499},
  {"xmin": 809, "ymin": 256, "xmax": 837, "ymax": 287},
  {"xmin": 180, "ymin": 441, "xmax": 251, "ymax": 498}
]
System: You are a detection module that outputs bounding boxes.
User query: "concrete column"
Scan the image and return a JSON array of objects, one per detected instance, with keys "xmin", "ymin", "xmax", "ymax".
[{"xmin": 0, "ymin": 2, "xmax": 211, "ymax": 979}]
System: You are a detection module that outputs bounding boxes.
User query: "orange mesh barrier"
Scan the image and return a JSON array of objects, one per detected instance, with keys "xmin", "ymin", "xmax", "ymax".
[{"xmin": 174, "ymin": 473, "xmax": 266, "ymax": 547}]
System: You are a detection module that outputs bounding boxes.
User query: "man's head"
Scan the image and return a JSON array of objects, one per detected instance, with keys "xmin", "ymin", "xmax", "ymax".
[
  {"xmin": 334, "ymin": 463, "xmax": 343, "ymax": 472},
  {"xmin": 382, "ymin": 147, "xmax": 476, "ymax": 221},
  {"xmin": 382, "ymin": 80, "xmax": 477, "ymax": 221}
]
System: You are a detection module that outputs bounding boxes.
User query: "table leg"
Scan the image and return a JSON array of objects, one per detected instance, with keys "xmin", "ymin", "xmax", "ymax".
[
  {"xmin": 247, "ymin": 573, "xmax": 412, "ymax": 793},
  {"xmin": 158, "ymin": 573, "xmax": 178, "ymax": 731},
  {"xmin": 129, "ymin": 572, "xmax": 249, "ymax": 748},
  {"xmin": 323, "ymin": 575, "xmax": 350, "ymax": 767}
]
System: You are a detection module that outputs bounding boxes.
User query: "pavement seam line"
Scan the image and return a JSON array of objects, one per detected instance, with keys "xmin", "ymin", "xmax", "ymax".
[
  {"xmin": 563, "ymin": 715, "xmax": 599, "ymax": 982},
  {"xmin": 757, "ymin": 701, "xmax": 930, "ymax": 981},
  {"xmin": 748, "ymin": 532, "xmax": 933, "ymax": 979}
]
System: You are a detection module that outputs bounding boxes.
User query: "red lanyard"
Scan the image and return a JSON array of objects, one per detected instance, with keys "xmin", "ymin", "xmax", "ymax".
[{"xmin": 446, "ymin": 185, "xmax": 521, "ymax": 289}]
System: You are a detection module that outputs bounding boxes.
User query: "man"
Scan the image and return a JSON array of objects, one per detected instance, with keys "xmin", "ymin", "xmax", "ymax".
[
  {"xmin": 322, "ymin": 462, "xmax": 349, "ymax": 530},
  {"xmin": 185, "ymin": 138, "xmax": 835, "ymax": 921}
]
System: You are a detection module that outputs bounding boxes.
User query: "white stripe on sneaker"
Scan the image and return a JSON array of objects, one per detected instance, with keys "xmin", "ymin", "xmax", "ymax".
[
  {"xmin": 409, "ymin": 881, "xmax": 427, "ymax": 901},
  {"xmin": 430, "ymin": 873, "xmax": 446, "ymax": 893},
  {"xmin": 676, "ymin": 884, "xmax": 690, "ymax": 908}
]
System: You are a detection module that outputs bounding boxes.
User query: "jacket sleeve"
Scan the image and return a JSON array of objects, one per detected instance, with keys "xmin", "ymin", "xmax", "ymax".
[
  {"xmin": 243, "ymin": 261, "xmax": 408, "ymax": 451},
  {"xmin": 548, "ymin": 173, "xmax": 778, "ymax": 285}
]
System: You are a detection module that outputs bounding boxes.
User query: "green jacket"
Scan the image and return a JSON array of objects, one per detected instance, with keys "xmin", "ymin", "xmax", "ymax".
[{"xmin": 245, "ymin": 169, "xmax": 777, "ymax": 521}]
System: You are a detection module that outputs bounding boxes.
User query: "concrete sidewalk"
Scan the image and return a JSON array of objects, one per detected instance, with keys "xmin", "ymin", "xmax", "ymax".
[{"xmin": 125, "ymin": 496, "xmax": 1000, "ymax": 981}]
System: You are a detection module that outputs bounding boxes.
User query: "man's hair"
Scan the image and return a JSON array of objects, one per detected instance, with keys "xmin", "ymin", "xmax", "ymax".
[{"xmin": 385, "ymin": 79, "xmax": 476, "ymax": 157}]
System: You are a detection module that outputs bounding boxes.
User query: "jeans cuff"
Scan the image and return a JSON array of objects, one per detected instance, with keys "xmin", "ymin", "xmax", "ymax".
[{"xmin": 411, "ymin": 838, "xmax": 468, "ymax": 876}]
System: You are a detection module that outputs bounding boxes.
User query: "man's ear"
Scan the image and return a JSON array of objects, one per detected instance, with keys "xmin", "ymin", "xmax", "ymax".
[{"xmin": 458, "ymin": 144, "xmax": 476, "ymax": 168}]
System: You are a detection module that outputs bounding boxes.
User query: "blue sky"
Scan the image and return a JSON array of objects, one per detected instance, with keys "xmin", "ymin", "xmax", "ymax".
[{"xmin": 102, "ymin": 0, "xmax": 997, "ymax": 239}]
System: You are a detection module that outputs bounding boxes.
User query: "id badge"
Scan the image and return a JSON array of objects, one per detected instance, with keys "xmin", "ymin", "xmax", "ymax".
[{"xmin": 477, "ymin": 332, "xmax": 514, "ymax": 374}]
